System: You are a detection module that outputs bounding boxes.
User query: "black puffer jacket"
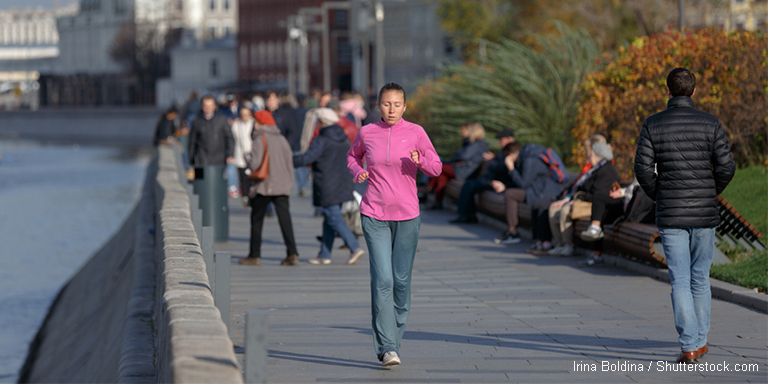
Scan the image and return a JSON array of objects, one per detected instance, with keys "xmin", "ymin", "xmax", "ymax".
[
  {"xmin": 293, "ymin": 124, "xmax": 354, "ymax": 207},
  {"xmin": 634, "ymin": 96, "xmax": 735, "ymax": 228}
]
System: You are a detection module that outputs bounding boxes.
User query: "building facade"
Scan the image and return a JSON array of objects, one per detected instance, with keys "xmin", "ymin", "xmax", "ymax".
[{"xmin": 237, "ymin": 0, "xmax": 349, "ymax": 92}]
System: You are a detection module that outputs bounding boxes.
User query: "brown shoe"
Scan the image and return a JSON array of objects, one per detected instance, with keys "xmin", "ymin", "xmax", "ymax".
[
  {"xmin": 676, "ymin": 351, "xmax": 698, "ymax": 364},
  {"xmin": 238, "ymin": 257, "xmax": 261, "ymax": 266},
  {"xmin": 280, "ymin": 254, "xmax": 299, "ymax": 265},
  {"xmin": 697, "ymin": 345, "xmax": 708, "ymax": 357}
]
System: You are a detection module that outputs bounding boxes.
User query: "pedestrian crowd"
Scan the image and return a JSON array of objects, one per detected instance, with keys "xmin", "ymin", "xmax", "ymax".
[{"xmin": 153, "ymin": 68, "xmax": 735, "ymax": 368}]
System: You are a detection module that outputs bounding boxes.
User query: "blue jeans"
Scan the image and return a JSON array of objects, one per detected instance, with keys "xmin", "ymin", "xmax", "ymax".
[
  {"xmin": 293, "ymin": 151, "xmax": 310, "ymax": 193},
  {"xmin": 319, "ymin": 205, "xmax": 361, "ymax": 259},
  {"xmin": 361, "ymin": 214, "xmax": 420, "ymax": 360},
  {"xmin": 659, "ymin": 227, "xmax": 715, "ymax": 352},
  {"xmin": 226, "ymin": 163, "xmax": 239, "ymax": 191}
]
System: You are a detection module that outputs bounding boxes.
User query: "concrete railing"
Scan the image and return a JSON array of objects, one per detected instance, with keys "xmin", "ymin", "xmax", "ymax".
[
  {"xmin": 153, "ymin": 144, "xmax": 243, "ymax": 383},
  {"xmin": 19, "ymin": 145, "xmax": 242, "ymax": 383}
]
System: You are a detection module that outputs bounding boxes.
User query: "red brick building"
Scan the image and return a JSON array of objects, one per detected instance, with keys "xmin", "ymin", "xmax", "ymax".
[{"xmin": 237, "ymin": 0, "xmax": 352, "ymax": 92}]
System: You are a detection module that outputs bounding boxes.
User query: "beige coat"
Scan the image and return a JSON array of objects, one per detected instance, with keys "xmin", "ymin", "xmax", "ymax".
[{"xmin": 249, "ymin": 124, "xmax": 294, "ymax": 197}]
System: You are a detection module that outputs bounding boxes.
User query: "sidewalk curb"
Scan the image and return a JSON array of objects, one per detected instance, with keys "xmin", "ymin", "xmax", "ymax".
[{"xmin": 443, "ymin": 200, "xmax": 768, "ymax": 314}]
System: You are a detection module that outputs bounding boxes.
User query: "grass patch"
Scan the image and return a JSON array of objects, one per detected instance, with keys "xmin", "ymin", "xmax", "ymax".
[
  {"xmin": 720, "ymin": 166, "xmax": 767, "ymax": 236},
  {"xmin": 710, "ymin": 249, "xmax": 768, "ymax": 293}
]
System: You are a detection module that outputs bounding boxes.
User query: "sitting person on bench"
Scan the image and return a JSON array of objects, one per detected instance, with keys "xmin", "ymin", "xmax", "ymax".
[
  {"xmin": 492, "ymin": 142, "xmax": 563, "ymax": 249},
  {"xmin": 547, "ymin": 134, "xmax": 608, "ymax": 256},
  {"xmin": 575, "ymin": 142, "xmax": 624, "ymax": 266},
  {"xmin": 428, "ymin": 122, "xmax": 489, "ymax": 209},
  {"xmin": 450, "ymin": 128, "xmax": 516, "ymax": 223}
]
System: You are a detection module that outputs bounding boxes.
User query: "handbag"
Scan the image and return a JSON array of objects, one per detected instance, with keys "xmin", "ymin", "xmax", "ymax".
[
  {"xmin": 248, "ymin": 132, "xmax": 269, "ymax": 181},
  {"xmin": 569, "ymin": 192, "xmax": 593, "ymax": 220}
]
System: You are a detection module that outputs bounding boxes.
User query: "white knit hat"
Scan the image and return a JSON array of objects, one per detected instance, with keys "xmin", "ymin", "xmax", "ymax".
[{"xmin": 316, "ymin": 108, "xmax": 339, "ymax": 125}]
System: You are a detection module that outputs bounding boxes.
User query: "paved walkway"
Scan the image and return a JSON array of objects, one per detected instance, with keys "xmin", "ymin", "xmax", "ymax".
[{"xmin": 216, "ymin": 194, "xmax": 767, "ymax": 383}]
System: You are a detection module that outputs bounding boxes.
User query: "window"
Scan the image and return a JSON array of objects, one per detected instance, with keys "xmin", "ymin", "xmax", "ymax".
[
  {"xmin": 114, "ymin": 0, "xmax": 128, "ymax": 15},
  {"xmin": 239, "ymin": 44, "xmax": 248, "ymax": 67},
  {"xmin": 224, "ymin": 0, "xmax": 229, "ymax": 11},
  {"xmin": 176, "ymin": 0, "xmax": 183, "ymax": 11},
  {"xmin": 210, "ymin": 59, "xmax": 218, "ymax": 77},
  {"xmin": 209, "ymin": 0, "xmax": 216, "ymax": 11},
  {"xmin": 224, "ymin": 25, "xmax": 231, "ymax": 36},
  {"xmin": 335, "ymin": 10, "xmax": 347, "ymax": 28},
  {"xmin": 338, "ymin": 40, "xmax": 351, "ymax": 65}
]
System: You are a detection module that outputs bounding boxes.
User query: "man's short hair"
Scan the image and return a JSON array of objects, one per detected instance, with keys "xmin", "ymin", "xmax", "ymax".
[
  {"xmin": 667, "ymin": 68, "xmax": 696, "ymax": 97},
  {"xmin": 200, "ymin": 94, "xmax": 216, "ymax": 105},
  {"xmin": 502, "ymin": 142, "xmax": 521, "ymax": 156},
  {"xmin": 496, "ymin": 128, "xmax": 515, "ymax": 139}
]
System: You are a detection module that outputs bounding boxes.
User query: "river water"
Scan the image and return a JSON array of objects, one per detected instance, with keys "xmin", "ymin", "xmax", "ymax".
[{"xmin": 0, "ymin": 140, "xmax": 150, "ymax": 382}]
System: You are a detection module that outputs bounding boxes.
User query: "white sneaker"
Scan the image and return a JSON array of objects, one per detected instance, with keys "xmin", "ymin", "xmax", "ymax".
[
  {"xmin": 580, "ymin": 224, "xmax": 604, "ymax": 241},
  {"xmin": 559, "ymin": 245, "xmax": 574, "ymax": 256},
  {"xmin": 347, "ymin": 249, "xmax": 365, "ymax": 265},
  {"xmin": 308, "ymin": 257, "xmax": 331, "ymax": 265},
  {"xmin": 578, "ymin": 254, "xmax": 604, "ymax": 267},
  {"xmin": 547, "ymin": 246, "xmax": 564, "ymax": 255},
  {"xmin": 381, "ymin": 351, "xmax": 400, "ymax": 366}
]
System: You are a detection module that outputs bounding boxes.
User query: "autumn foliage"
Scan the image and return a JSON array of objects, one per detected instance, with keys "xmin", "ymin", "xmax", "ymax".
[{"xmin": 573, "ymin": 27, "xmax": 767, "ymax": 178}]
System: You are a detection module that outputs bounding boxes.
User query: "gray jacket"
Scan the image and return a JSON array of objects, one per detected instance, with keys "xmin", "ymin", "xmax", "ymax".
[{"xmin": 249, "ymin": 124, "xmax": 294, "ymax": 197}]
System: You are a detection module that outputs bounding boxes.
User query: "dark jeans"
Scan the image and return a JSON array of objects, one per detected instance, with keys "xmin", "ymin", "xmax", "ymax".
[
  {"xmin": 237, "ymin": 167, "xmax": 250, "ymax": 197},
  {"xmin": 590, "ymin": 192, "xmax": 624, "ymax": 223},
  {"xmin": 249, "ymin": 194, "xmax": 298, "ymax": 259},
  {"xmin": 456, "ymin": 178, "xmax": 493, "ymax": 220}
]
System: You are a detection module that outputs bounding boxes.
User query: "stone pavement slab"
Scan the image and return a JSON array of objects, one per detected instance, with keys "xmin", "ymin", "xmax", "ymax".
[{"xmin": 215, "ymin": 195, "xmax": 767, "ymax": 383}]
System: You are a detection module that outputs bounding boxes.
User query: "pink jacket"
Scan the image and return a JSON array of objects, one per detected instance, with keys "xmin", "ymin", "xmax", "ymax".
[{"xmin": 347, "ymin": 118, "xmax": 442, "ymax": 221}]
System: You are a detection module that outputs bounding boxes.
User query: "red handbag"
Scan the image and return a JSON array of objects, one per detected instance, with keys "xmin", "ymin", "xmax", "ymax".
[{"xmin": 248, "ymin": 132, "xmax": 269, "ymax": 181}]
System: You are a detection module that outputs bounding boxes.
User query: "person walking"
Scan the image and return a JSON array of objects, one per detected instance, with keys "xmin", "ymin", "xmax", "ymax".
[
  {"xmin": 347, "ymin": 83, "xmax": 442, "ymax": 367},
  {"xmin": 231, "ymin": 105, "xmax": 255, "ymax": 206},
  {"xmin": 294, "ymin": 108, "xmax": 366, "ymax": 265},
  {"xmin": 634, "ymin": 68, "xmax": 735, "ymax": 364},
  {"xmin": 239, "ymin": 110, "xmax": 300, "ymax": 266},
  {"xmin": 188, "ymin": 95, "xmax": 234, "ymax": 168}
]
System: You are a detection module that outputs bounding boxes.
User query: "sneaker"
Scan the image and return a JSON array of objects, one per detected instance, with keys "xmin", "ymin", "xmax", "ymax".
[
  {"xmin": 347, "ymin": 249, "xmax": 365, "ymax": 265},
  {"xmin": 228, "ymin": 186, "xmax": 240, "ymax": 198},
  {"xmin": 308, "ymin": 257, "xmax": 331, "ymax": 265},
  {"xmin": 280, "ymin": 255, "xmax": 299, "ymax": 265},
  {"xmin": 241, "ymin": 196, "xmax": 249, "ymax": 208},
  {"xmin": 381, "ymin": 351, "xmax": 401, "ymax": 366},
  {"xmin": 558, "ymin": 245, "xmax": 574, "ymax": 257},
  {"xmin": 299, "ymin": 188, "xmax": 310, "ymax": 197},
  {"xmin": 547, "ymin": 246, "xmax": 565, "ymax": 255},
  {"xmin": 494, "ymin": 231, "xmax": 521, "ymax": 244},
  {"xmin": 578, "ymin": 254, "xmax": 604, "ymax": 267},
  {"xmin": 580, "ymin": 224, "xmax": 604, "ymax": 241},
  {"xmin": 238, "ymin": 257, "xmax": 261, "ymax": 266}
]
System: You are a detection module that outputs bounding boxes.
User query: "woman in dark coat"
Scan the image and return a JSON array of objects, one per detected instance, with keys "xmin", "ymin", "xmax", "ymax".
[{"xmin": 293, "ymin": 108, "xmax": 366, "ymax": 265}]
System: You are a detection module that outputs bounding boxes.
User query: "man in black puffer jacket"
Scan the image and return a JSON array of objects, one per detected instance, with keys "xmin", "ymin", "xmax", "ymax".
[
  {"xmin": 294, "ymin": 108, "xmax": 366, "ymax": 266},
  {"xmin": 634, "ymin": 68, "xmax": 735, "ymax": 365}
]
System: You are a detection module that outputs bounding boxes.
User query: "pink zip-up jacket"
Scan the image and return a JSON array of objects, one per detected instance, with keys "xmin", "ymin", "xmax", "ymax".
[{"xmin": 347, "ymin": 118, "xmax": 442, "ymax": 221}]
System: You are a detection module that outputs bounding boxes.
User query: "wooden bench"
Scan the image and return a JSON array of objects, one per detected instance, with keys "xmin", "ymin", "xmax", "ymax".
[{"xmin": 444, "ymin": 179, "xmax": 765, "ymax": 267}]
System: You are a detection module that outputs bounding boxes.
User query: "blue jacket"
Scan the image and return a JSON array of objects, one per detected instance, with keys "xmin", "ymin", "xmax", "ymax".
[
  {"xmin": 449, "ymin": 138, "xmax": 490, "ymax": 180},
  {"xmin": 509, "ymin": 144, "xmax": 564, "ymax": 207},
  {"xmin": 293, "ymin": 125, "xmax": 354, "ymax": 207}
]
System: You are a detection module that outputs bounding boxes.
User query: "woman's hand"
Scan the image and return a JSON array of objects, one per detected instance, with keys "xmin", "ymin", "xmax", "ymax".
[
  {"xmin": 357, "ymin": 171, "xmax": 370, "ymax": 183},
  {"xmin": 410, "ymin": 150, "xmax": 420, "ymax": 165},
  {"xmin": 550, "ymin": 198, "xmax": 569, "ymax": 209},
  {"xmin": 491, "ymin": 180, "xmax": 506, "ymax": 193}
]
